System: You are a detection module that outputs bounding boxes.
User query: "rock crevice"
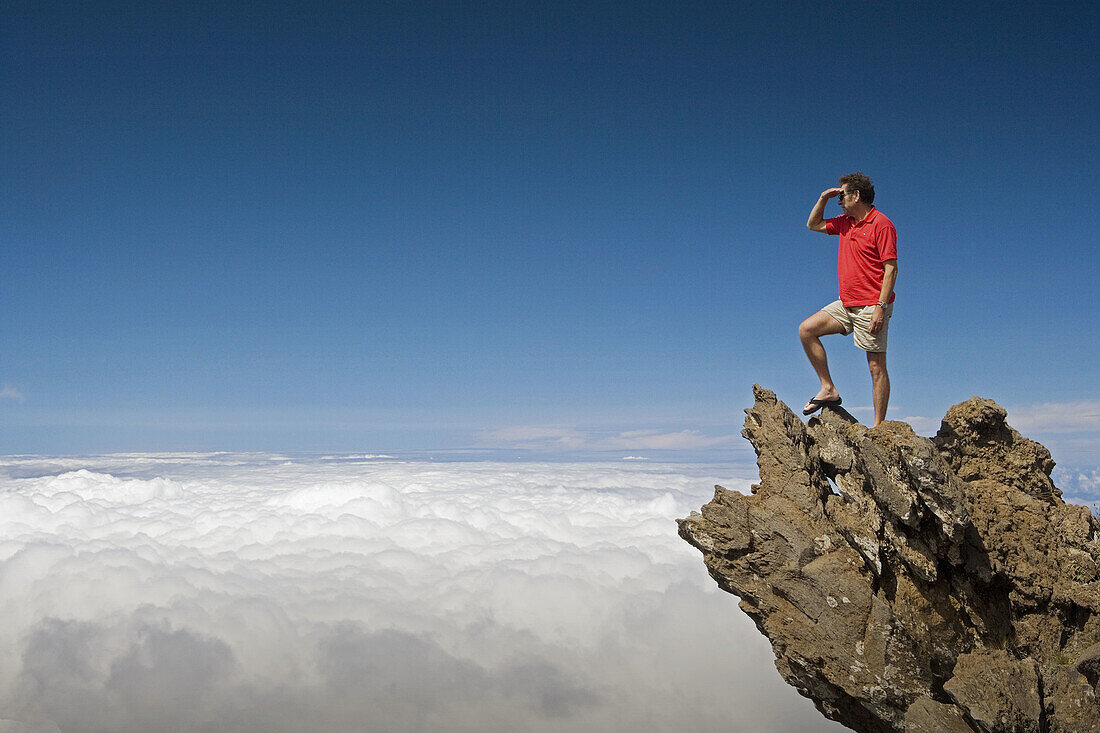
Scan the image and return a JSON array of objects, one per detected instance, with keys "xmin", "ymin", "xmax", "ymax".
[{"xmin": 678, "ymin": 386, "xmax": 1100, "ymax": 732}]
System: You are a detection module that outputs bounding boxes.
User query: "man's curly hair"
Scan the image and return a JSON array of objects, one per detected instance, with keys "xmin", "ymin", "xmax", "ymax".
[{"xmin": 838, "ymin": 172, "xmax": 875, "ymax": 205}]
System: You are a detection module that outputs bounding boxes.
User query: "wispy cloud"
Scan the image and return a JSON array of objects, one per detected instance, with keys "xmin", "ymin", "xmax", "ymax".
[
  {"xmin": 478, "ymin": 426, "xmax": 737, "ymax": 452},
  {"xmin": 899, "ymin": 416, "xmax": 941, "ymax": 435},
  {"xmin": 0, "ymin": 384, "xmax": 25, "ymax": 402},
  {"xmin": 478, "ymin": 426, "xmax": 588, "ymax": 451},
  {"xmin": 1006, "ymin": 401, "xmax": 1100, "ymax": 433},
  {"xmin": 600, "ymin": 429, "xmax": 737, "ymax": 451}
]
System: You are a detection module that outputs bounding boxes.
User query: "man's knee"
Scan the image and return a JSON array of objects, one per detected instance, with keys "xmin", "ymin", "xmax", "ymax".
[
  {"xmin": 867, "ymin": 353, "xmax": 888, "ymax": 377},
  {"xmin": 799, "ymin": 315, "xmax": 831, "ymax": 341}
]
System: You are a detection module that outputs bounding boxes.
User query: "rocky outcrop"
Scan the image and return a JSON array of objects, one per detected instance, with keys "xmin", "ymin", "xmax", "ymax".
[{"xmin": 678, "ymin": 386, "xmax": 1100, "ymax": 732}]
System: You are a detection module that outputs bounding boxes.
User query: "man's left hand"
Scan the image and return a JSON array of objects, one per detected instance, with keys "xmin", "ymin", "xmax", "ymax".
[{"xmin": 869, "ymin": 307, "xmax": 885, "ymax": 334}]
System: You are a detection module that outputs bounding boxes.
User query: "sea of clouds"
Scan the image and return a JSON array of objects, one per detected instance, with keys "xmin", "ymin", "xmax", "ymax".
[{"xmin": 0, "ymin": 453, "xmax": 841, "ymax": 732}]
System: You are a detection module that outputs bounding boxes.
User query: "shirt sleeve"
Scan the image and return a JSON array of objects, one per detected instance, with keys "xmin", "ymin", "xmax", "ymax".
[
  {"xmin": 824, "ymin": 216, "xmax": 846, "ymax": 235},
  {"xmin": 877, "ymin": 223, "xmax": 898, "ymax": 261}
]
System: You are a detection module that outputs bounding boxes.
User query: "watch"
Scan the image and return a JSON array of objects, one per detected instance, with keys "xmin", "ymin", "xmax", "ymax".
[{"xmin": 876, "ymin": 302, "xmax": 888, "ymax": 309}]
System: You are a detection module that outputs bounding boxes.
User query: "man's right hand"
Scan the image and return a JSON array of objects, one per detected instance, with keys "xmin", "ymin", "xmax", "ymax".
[
  {"xmin": 808, "ymin": 188, "xmax": 841, "ymax": 232},
  {"xmin": 809, "ymin": 187, "xmax": 840, "ymax": 230}
]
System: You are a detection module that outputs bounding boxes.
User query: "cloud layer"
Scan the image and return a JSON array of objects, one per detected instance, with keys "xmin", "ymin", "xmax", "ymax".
[{"xmin": 0, "ymin": 454, "xmax": 838, "ymax": 732}]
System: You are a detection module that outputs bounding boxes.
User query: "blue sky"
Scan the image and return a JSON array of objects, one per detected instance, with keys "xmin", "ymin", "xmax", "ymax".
[{"xmin": 1, "ymin": 1, "xmax": 1097, "ymax": 460}]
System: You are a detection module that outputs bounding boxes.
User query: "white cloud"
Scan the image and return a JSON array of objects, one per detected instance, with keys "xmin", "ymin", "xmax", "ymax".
[
  {"xmin": 1076, "ymin": 470, "xmax": 1100, "ymax": 491},
  {"xmin": 478, "ymin": 426, "xmax": 588, "ymax": 451},
  {"xmin": 1006, "ymin": 400, "xmax": 1100, "ymax": 433},
  {"xmin": 0, "ymin": 385, "xmax": 24, "ymax": 403},
  {"xmin": 899, "ymin": 416, "xmax": 941, "ymax": 435},
  {"xmin": 319, "ymin": 453, "xmax": 396, "ymax": 460},
  {"xmin": 600, "ymin": 429, "xmax": 737, "ymax": 451},
  {"xmin": 479, "ymin": 427, "xmax": 737, "ymax": 453},
  {"xmin": 1054, "ymin": 466, "xmax": 1100, "ymax": 504},
  {"xmin": 0, "ymin": 453, "xmax": 836, "ymax": 732}
]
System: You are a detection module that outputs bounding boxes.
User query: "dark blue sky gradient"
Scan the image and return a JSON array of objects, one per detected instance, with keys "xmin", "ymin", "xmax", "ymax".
[{"xmin": 2, "ymin": 1, "xmax": 1097, "ymax": 453}]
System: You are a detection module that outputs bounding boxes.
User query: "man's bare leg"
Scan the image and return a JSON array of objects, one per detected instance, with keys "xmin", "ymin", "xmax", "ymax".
[
  {"xmin": 798, "ymin": 311, "xmax": 846, "ymax": 412},
  {"xmin": 867, "ymin": 351, "xmax": 889, "ymax": 427}
]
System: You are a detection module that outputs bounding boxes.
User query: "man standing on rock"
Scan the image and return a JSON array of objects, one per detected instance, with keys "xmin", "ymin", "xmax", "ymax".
[{"xmin": 800, "ymin": 172, "xmax": 897, "ymax": 427}]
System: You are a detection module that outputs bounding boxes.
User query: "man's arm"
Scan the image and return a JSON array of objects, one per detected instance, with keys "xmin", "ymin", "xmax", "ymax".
[
  {"xmin": 807, "ymin": 187, "xmax": 842, "ymax": 233},
  {"xmin": 868, "ymin": 259, "xmax": 897, "ymax": 334}
]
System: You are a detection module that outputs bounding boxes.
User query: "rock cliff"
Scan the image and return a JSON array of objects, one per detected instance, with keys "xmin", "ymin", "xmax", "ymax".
[{"xmin": 678, "ymin": 386, "xmax": 1100, "ymax": 732}]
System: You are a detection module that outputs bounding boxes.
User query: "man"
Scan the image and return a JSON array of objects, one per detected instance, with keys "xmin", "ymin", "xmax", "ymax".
[{"xmin": 800, "ymin": 172, "xmax": 898, "ymax": 427}]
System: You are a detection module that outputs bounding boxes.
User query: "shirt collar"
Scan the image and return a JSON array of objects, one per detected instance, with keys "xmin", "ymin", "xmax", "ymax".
[{"xmin": 854, "ymin": 206, "xmax": 877, "ymax": 225}]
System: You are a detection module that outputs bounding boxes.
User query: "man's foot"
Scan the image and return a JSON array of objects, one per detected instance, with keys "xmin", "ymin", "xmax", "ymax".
[{"xmin": 803, "ymin": 389, "xmax": 841, "ymax": 415}]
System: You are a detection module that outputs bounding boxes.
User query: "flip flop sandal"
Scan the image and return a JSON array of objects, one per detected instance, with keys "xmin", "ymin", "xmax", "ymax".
[{"xmin": 803, "ymin": 396, "xmax": 842, "ymax": 415}]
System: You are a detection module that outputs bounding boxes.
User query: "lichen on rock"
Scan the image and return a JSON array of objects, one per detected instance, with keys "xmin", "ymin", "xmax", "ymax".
[{"xmin": 678, "ymin": 386, "xmax": 1100, "ymax": 732}]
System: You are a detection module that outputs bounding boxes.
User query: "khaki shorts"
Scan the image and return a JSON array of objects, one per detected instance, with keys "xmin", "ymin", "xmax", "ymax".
[{"xmin": 821, "ymin": 299, "xmax": 893, "ymax": 353}]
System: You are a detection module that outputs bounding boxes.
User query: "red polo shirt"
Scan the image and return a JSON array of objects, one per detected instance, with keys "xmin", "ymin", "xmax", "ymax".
[{"xmin": 825, "ymin": 207, "xmax": 897, "ymax": 307}]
